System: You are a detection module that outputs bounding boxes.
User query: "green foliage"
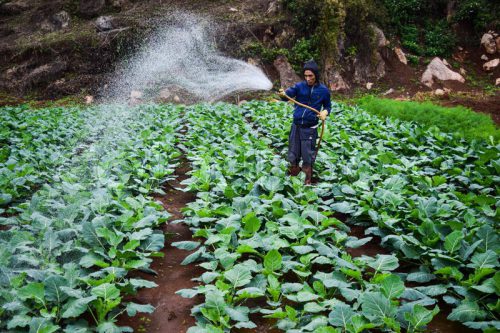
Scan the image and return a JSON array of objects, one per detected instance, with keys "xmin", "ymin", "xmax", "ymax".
[
  {"xmin": 401, "ymin": 25, "xmax": 421, "ymax": 55},
  {"xmin": 454, "ymin": 0, "xmax": 500, "ymax": 32},
  {"xmin": 0, "ymin": 104, "xmax": 181, "ymax": 331},
  {"xmin": 176, "ymin": 100, "xmax": 498, "ymax": 332},
  {"xmin": 289, "ymin": 37, "xmax": 320, "ymax": 71},
  {"xmin": 282, "ymin": 0, "xmax": 322, "ymax": 37},
  {"xmin": 243, "ymin": 42, "xmax": 287, "ymax": 63},
  {"xmin": 424, "ymin": 20, "xmax": 457, "ymax": 57},
  {"xmin": 357, "ymin": 96, "xmax": 500, "ymax": 141},
  {"xmin": 243, "ymin": 37, "xmax": 319, "ymax": 73},
  {"xmin": 401, "ymin": 20, "xmax": 456, "ymax": 58}
]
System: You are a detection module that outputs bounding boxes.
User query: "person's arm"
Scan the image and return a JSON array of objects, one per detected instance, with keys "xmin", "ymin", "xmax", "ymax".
[
  {"xmin": 318, "ymin": 89, "xmax": 331, "ymax": 121},
  {"xmin": 324, "ymin": 90, "xmax": 332, "ymax": 115},
  {"xmin": 279, "ymin": 84, "xmax": 298, "ymax": 101}
]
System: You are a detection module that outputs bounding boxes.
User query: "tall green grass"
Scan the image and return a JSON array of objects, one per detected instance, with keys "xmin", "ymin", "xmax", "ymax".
[{"xmin": 356, "ymin": 96, "xmax": 500, "ymax": 141}]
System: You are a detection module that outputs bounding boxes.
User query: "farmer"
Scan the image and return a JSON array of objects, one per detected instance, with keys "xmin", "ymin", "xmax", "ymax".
[{"xmin": 279, "ymin": 60, "xmax": 331, "ymax": 185}]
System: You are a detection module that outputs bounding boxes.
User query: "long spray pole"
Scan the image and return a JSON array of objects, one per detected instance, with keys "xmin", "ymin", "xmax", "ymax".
[{"xmin": 281, "ymin": 92, "xmax": 326, "ymax": 161}]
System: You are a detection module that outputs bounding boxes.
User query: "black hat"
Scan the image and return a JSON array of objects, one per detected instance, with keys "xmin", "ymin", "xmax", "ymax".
[{"xmin": 303, "ymin": 60, "xmax": 320, "ymax": 82}]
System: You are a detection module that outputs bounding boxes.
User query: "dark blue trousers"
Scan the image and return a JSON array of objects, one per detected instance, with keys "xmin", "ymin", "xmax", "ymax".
[{"xmin": 287, "ymin": 123, "xmax": 318, "ymax": 167}]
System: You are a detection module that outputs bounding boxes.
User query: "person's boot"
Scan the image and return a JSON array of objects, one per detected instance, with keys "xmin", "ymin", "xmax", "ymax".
[
  {"xmin": 288, "ymin": 164, "xmax": 301, "ymax": 176},
  {"xmin": 303, "ymin": 166, "xmax": 313, "ymax": 185}
]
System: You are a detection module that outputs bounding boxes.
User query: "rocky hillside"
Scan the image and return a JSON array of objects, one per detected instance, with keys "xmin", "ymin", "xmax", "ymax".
[{"xmin": 0, "ymin": 0, "xmax": 499, "ymax": 102}]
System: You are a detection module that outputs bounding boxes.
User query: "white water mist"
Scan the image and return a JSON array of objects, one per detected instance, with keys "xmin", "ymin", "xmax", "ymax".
[{"xmin": 107, "ymin": 13, "xmax": 273, "ymax": 102}]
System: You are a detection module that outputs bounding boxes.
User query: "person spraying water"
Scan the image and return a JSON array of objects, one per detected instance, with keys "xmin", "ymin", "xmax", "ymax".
[{"xmin": 279, "ymin": 60, "xmax": 331, "ymax": 185}]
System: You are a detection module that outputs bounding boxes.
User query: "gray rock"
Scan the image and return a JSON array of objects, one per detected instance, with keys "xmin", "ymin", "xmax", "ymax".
[
  {"xmin": 41, "ymin": 11, "xmax": 71, "ymax": 32},
  {"xmin": 79, "ymin": 0, "xmax": 105, "ymax": 18},
  {"xmin": 481, "ymin": 33, "xmax": 497, "ymax": 55},
  {"xmin": 369, "ymin": 24, "xmax": 389, "ymax": 49},
  {"xmin": 273, "ymin": 55, "xmax": 301, "ymax": 89},
  {"xmin": 22, "ymin": 61, "xmax": 68, "ymax": 90},
  {"xmin": 421, "ymin": 57, "xmax": 465, "ymax": 88},
  {"xmin": 158, "ymin": 85, "xmax": 198, "ymax": 104},
  {"xmin": 266, "ymin": 1, "xmax": 280, "ymax": 16},
  {"xmin": 326, "ymin": 69, "xmax": 350, "ymax": 92},
  {"xmin": 53, "ymin": 11, "xmax": 70, "ymax": 29},
  {"xmin": 394, "ymin": 47, "xmax": 407, "ymax": 65},
  {"xmin": 483, "ymin": 58, "xmax": 499, "ymax": 71},
  {"xmin": 353, "ymin": 51, "xmax": 386, "ymax": 84},
  {"xmin": 95, "ymin": 16, "xmax": 115, "ymax": 32}
]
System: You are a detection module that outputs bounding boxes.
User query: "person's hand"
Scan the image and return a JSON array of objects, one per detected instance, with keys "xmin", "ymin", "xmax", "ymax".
[
  {"xmin": 318, "ymin": 110, "xmax": 328, "ymax": 121},
  {"xmin": 278, "ymin": 88, "xmax": 286, "ymax": 98}
]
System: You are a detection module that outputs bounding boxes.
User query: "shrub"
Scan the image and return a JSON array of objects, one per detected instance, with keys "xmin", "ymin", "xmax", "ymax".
[
  {"xmin": 454, "ymin": 0, "xmax": 500, "ymax": 32},
  {"xmin": 424, "ymin": 20, "xmax": 456, "ymax": 57}
]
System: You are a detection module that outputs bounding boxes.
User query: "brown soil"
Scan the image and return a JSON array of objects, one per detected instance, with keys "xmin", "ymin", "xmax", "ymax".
[
  {"xmin": 117, "ymin": 158, "xmax": 203, "ymax": 333},
  {"xmin": 346, "ymin": 225, "xmax": 388, "ymax": 258},
  {"xmin": 438, "ymin": 94, "xmax": 500, "ymax": 125}
]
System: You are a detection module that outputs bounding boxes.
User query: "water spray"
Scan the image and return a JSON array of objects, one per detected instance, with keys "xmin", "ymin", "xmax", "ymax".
[{"xmin": 106, "ymin": 13, "xmax": 273, "ymax": 103}]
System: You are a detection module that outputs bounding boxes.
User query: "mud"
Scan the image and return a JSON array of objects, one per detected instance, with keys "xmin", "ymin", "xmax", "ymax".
[{"xmin": 117, "ymin": 158, "xmax": 203, "ymax": 333}]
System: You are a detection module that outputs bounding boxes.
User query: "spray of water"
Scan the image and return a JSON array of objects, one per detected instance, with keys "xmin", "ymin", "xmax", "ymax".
[{"xmin": 107, "ymin": 12, "xmax": 273, "ymax": 102}]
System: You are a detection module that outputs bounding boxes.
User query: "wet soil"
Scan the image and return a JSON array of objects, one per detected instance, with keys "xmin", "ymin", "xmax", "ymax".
[{"xmin": 117, "ymin": 159, "xmax": 203, "ymax": 333}]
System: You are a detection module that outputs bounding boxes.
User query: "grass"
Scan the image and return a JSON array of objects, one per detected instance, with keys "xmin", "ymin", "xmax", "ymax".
[{"xmin": 356, "ymin": 95, "xmax": 500, "ymax": 141}]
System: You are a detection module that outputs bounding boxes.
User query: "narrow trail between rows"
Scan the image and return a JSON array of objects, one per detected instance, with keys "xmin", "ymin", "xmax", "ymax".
[
  {"xmin": 118, "ymin": 157, "xmax": 203, "ymax": 333},
  {"xmin": 117, "ymin": 107, "xmax": 478, "ymax": 333}
]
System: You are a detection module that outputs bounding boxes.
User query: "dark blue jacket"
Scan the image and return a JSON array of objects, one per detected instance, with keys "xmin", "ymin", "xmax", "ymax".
[{"xmin": 285, "ymin": 81, "xmax": 331, "ymax": 127}]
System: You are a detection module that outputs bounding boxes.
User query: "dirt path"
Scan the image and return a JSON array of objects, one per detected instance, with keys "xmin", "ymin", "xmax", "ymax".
[{"xmin": 117, "ymin": 159, "xmax": 203, "ymax": 333}]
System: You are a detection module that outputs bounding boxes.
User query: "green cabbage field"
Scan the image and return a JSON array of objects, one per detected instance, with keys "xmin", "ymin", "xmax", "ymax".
[{"xmin": 0, "ymin": 101, "xmax": 498, "ymax": 333}]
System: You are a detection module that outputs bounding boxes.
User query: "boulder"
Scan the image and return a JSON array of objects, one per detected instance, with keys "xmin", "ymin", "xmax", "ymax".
[
  {"xmin": 158, "ymin": 85, "xmax": 197, "ymax": 104},
  {"xmin": 353, "ymin": 51, "xmax": 385, "ymax": 84},
  {"xmin": 394, "ymin": 47, "xmax": 407, "ymax": 65},
  {"xmin": 481, "ymin": 54, "xmax": 489, "ymax": 61},
  {"xmin": 0, "ymin": 1, "xmax": 29, "ymax": 15},
  {"xmin": 95, "ymin": 16, "xmax": 115, "ymax": 32},
  {"xmin": 383, "ymin": 88, "xmax": 394, "ymax": 96},
  {"xmin": 79, "ymin": 0, "xmax": 105, "ymax": 18},
  {"xmin": 483, "ymin": 58, "xmax": 499, "ymax": 71},
  {"xmin": 327, "ymin": 70, "xmax": 350, "ymax": 91},
  {"xmin": 421, "ymin": 57, "xmax": 465, "ymax": 88},
  {"xmin": 481, "ymin": 33, "xmax": 497, "ymax": 54},
  {"xmin": 52, "ymin": 11, "xmax": 70, "ymax": 29},
  {"xmin": 129, "ymin": 90, "xmax": 143, "ymax": 105},
  {"xmin": 22, "ymin": 61, "xmax": 67, "ymax": 90},
  {"xmin": 366, "ymin": 82, "xmax": 373, "ymax": 90},
  {"xmin": 266, "ymin": 1, "xmax": 280, "ymax": 16},
  {"xmin": 273, "ymin": 55, "xmax": 301, "ymax": 89},
  {"xmin": 434, "ymin": 89, "xmax": 445, "ymax": 96},
  {"xmin": 369, "ymin": 24, "xmax": 389, "ymax": 48},
  {"xmin": 85, "ymin": 95, "xmax": 94, "ymax": 104},
  {"xmin": 42, "ymin": 11, "xmax": 71, "ymax": 32}
]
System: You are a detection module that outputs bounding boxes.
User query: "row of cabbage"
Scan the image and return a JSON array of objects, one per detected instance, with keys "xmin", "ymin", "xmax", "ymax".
[
  {"xmin": 175, "ymin": 103, "xmax": 452, "ymax": 333},
  {"xmin": 0, "ymin": 104, "xmax": 181, "ymax": 332},
  {"xmin": 0, "ymin": 105, "xmax": 94, "ymax": 208},
  {"xmin": 241, "ymin": 101, "xmax": 499, "ymax": 331}
]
